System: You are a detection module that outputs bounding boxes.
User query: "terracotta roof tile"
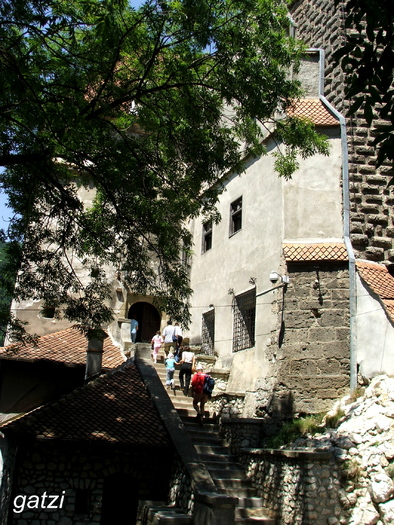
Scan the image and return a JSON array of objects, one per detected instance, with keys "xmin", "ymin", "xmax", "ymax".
[
  {"xmin": 0, "ymin": 327, "xmax": 124, "ymax": 369},
  {"xmin": 287, "ymin": 99, "xmax": 338, "ymax": 126},
  {"xmin": 283, "ymin": 242, "xmax": 348, "ymax": 262},
  {"xmin": 1, "ymin": 362, "xmax": 170, "ymax": 447},
  {"xmin": 383, "ymin": 300, "xmax": 394, "ymax": 320},
  {"xmin": 356, "ymin": 261, "xmax": 394, "ymax": 299}
]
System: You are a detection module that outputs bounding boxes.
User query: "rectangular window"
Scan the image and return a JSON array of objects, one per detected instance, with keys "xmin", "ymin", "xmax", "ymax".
[
  {"xmin": 230, "ymin": 197, "xmax": 242, "ymax": 236},
  {"xmin": 202, "ymin": 309, "xmax": 215, "ymax": 355},
  {"xmin": 202, "ymin": 220, "xmax": 213, "ymax": 253},
  {"xmin": 232, "ymin": 288, "xmax": 256, "ymax": 352}
]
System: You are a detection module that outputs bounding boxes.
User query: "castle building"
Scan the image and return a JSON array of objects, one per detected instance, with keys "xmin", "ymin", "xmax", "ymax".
[{"xmin": 5, "ymin": 0, "xmax": 394, "ymax": 419}]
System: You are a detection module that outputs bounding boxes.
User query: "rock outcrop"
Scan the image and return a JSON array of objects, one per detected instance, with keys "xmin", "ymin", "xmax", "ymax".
[{"xmin": 289, "ymin": 375, "xmax": 394, "ymax": 525}]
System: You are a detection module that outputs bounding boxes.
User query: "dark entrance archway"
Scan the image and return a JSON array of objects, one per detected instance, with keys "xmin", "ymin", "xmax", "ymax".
[
  {"xmin": 101, "ymin": 473, "xmax": 138, "ymax": 525},
  {"xmin": 128, "ymin": 302, "xmax": 161, "ymax": 343}
]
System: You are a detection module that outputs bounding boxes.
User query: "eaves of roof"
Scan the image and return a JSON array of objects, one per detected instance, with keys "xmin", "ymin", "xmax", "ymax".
[
  {"xmin": 356, "ymin": 260, "xmax": 394, "ymax": 323},
  {"xmin": 0, "ymin": 362, "xmax": 170, "ymax": 447},
  {"xmin": 283, "ymin": 242, "xmax": 348, "ymax": 262},
  {"xmin": 0, "ymin": 327, "xmax": 124, "ymax": 370}
]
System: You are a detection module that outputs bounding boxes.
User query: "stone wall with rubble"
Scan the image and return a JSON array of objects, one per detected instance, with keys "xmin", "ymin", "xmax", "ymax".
[
  {"xmin": 2, "ymin": 440, "xmax": 171, "ymax": 525},
  {"xmin": 227, "ymin": 375, "xmax": 394, "ymax": 525},
  {"xmin": 167, "ymin": 454, "xmax": 194, "ymax": 514},
  {"xmin": 242, "ymin": 448, "xmax": 344, "ymax": 525},
  {"xmin": 290, "ymin": 0, "xmax": 394, "ymax": 262},
  {"xmin": 254, "ymin": 262, "xmax": 350, "ymax": 420}
]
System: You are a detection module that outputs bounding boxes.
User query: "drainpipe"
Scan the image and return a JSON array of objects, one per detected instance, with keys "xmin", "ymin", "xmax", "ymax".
[{"xmin": 309, "ymin": 48, "xmax": 357, "ymax": 390}]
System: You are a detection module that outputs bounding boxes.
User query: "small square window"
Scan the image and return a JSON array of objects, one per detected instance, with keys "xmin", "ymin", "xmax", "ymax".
[
  {"xmin": 41, "ymin": 305, "xmax": 55, "ymax": 318},
  {"xmin": 202, "ymin": 220, "xmax": 213, "ymax": 253},
  {"xmin": 230, "ymin": 197, "xmax": 242, "ymax": 236}
]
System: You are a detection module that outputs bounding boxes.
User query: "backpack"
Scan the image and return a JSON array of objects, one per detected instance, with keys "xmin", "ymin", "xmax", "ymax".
[{"xmin": 203, "ymin": 375, "xmax": 215, "ymax": 396}]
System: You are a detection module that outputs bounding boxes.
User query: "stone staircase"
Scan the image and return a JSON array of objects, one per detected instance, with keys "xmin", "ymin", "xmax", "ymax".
[{"xmin": 153, "ymin": 361, "xmax": 276, "ymax": 524}]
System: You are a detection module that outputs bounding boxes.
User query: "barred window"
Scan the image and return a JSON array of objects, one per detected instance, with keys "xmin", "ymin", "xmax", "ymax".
[
  {"xmin": 232, "ymin": 289, "xmax": 256, "ymax": 352},
  {"xmin": 202, "ymin": 220, "xmax": 212, "ymax": 253},
  {"xmin": 202, "ymin": 309, "xmax": 215, "ymax": 355}
]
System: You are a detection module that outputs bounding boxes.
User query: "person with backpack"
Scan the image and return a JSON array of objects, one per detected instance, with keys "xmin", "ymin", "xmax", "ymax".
[{"xmin": 191, "ymin": 363, "xmax": 214, "ymax": 425}]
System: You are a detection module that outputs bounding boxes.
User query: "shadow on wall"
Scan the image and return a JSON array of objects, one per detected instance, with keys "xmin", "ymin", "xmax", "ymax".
[{"xmin": 255, "ymin": 389, "xmax": 295, "ymax": 435}]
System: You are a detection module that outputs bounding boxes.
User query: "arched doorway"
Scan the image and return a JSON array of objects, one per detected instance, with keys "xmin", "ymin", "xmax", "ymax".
[
  {"xmin": 128, "ymin": 302, "xmax": 161, "ymax": 343},
  {"xmin": 101, "ymin": 473, "xmax": 138, "ymax": 525}
]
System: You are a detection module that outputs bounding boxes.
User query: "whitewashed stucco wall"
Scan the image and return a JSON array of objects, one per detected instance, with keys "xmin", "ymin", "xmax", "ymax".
[
  {"xmin": 356, "ymin": 275, "xmax": 394, "ymax": 378},
  {"xmin": 186, "ymin": 130, "xmax": 343, "ymax": 394}
]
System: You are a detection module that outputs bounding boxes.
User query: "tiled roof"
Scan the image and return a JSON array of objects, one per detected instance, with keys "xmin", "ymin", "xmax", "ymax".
[
  {"xmin": 287, "ymin": 99, "xmax": 338, "ymax": 126},
  {"xmin": 283, "ymin": 242, "xmax": 348, "ymax": 262},
  {"xmin": 0, "ymin": 327, "xmax": 124, "ymax": 369},
  {"xmin": 356, "ymin": 261, "xmax": 394, "ymax": 300},
  {"xmin": 1, "ymin": 362, "xmax": 170, "ymax": 447},
  {"xmin": 383, "ymin": 300, "xmax": 394, "ymax": 321}
]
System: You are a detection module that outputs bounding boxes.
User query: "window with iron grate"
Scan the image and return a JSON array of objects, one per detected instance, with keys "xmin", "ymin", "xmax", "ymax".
[
  {"xmin": 232, "ymin": 289, "xmax": 256, "ymax": 352},
  {"xmin": 202, "ymin": 309, "xmax": 215, "ymax": 355}
]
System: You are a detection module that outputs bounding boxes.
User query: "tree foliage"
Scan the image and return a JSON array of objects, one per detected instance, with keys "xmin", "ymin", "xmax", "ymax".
[
  {"xmin": 0, "ymin": 0, "xmax": 328, "ymax": 336},
  {"xmin": 334, "ymin": 0, "xmax": 394, "ymax": 169}
]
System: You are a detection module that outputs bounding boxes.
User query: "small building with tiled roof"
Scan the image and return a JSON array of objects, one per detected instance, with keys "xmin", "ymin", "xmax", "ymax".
[
  {"xmin": 0, "ymin": 327, "xmax": 125, "ymax": 419},
  {"xmin": 0, "ymin": 362, "xmax": 173, "ymax": 524}
]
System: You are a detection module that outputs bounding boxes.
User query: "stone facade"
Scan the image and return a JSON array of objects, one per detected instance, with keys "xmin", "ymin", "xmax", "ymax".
[
  {"xmin": 290, "ymin": 0, "xmax": 394, "ymax": 262},
  {"xmin": 251, "ymin": 262, "xmax": 350, "ymax": 421},
  {"xmin": 273, "ymin": 263, "xmax": 350, "ymax": 414},
  {"xmin": 242, "ymin": 449, "xmax": 344, "ymax": 525},
  {"xmin": 218, "ymin": 375, "xmax": 394, "ymax": 525},
  {"xmin": 2, "ymin": 440, "xmax": 172, "ymax": 525}
]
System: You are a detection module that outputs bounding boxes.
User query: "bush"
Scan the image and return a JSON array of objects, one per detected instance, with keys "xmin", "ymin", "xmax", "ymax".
[{"xmin": 266, "ymin": 413, "xmax": 325, "ymax": 448}]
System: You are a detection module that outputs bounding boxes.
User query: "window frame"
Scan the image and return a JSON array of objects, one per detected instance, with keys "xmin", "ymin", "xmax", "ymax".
[
  {"xmin": 229, "ymin": 196, "xmax": 242, "ymax": 237},
  {"xmin": 202, "ymin": 220, "xmax": 213, "ymax": 253},
  {"xmin": 202, "ymin": 308, "xmax": 215, "ymax": 355},
  {"xmin": 232, "ymin": 288, "xmax": 256, "ymax": 352}
]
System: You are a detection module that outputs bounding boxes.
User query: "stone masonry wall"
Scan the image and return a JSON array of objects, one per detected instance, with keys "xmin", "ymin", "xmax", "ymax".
[
  {"xmin": 240, "ymin": 449, "xmax": 344, "ymax": 525},
  {"xmin": 290, "ymin": 0, "xmax": 394, "ymax": 262},
  {"xmin": 5, "ymin": 440, "xmax": 171, "ymax": 525},
  {"xmin": 255, "ymin": 262, "xmax": 350, "ymax": 418}
]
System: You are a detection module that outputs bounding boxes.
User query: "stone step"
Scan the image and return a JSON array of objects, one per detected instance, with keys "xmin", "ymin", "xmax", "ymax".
[
  {"xmin": 187, "ymin": 433, "xmax": 226, "ymax": 446},
  {"xmin": 214, "ymin": 478, "xmax": 253, "ymax": 491},
  {"xmin": 194, "ymin": 443, "xmax": 233, "ymax": 455},
  {"xmin": 216, "ymin": 485, "xmax": 257, "ymax": 498},
  {"xmin": 234, "ymin": 516, "xmax": 276, "ymax": 525},
  {"xmin": 142, "ymin": 507, "xmax": 192, "ymax": 525},
  {"xmin": 178, "ymin": 411, "xmax": 214, "ymax": 422},
  {"xmin": 236, "ymin": 497, "xmax": 265, "ymax": 508},
  {"xmin": 183, "ymin": 421, "xmax": 220, "ymax": 431},
  {"xmin": 209, "ymin": 467, "xmax": 247, "ymax": 480},
  {"xmin": 183, "ymin": 423, "xmax": 221, "ymax": 435},
  {"xmin": 204, "ymin": 460, "xmax": 245, "ymax": 473},
  {"xmin": 235, "ymin": 507, "xmax": 274, "ymax": 519}
]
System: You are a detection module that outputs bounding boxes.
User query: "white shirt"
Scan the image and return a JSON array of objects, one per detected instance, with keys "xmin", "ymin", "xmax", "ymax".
[
  {"xmin": 181, "ymin": 351, "xmax": 194, "ymax": 364},
  {"xmin": 163, "ymin": 325, "xmax": 176, "ymax": 343}
]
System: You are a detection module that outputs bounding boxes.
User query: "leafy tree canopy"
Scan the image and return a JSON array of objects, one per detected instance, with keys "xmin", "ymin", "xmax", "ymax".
[
  {"xmin": 334, "ymin": 0, "xmax": 394, "ymax": 170},
  {"xmin": 0, "ymin": 0, "xmax": 328, "ymax": 337}
]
